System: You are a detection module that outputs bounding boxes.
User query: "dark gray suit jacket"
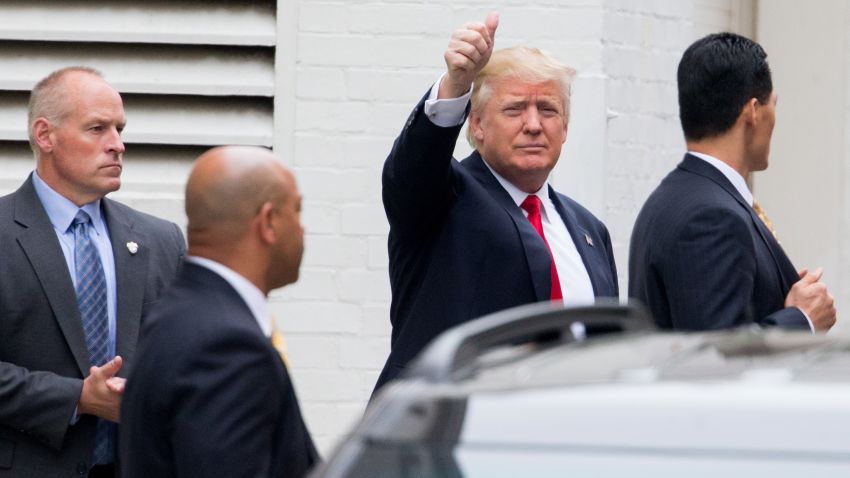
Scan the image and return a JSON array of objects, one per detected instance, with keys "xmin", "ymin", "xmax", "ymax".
[
  {"xmin": 629, "ymin": 154, "xmax": 808, "ymax": 330},
  {"xmin": 0, "ymin": 175, "xmax": 185, "ymax": 477}
]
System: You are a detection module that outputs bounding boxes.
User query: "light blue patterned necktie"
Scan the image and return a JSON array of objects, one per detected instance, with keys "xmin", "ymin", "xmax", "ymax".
[{"xmin": 71, "ymin": 210, "xmax": 113, "ymax": 465}]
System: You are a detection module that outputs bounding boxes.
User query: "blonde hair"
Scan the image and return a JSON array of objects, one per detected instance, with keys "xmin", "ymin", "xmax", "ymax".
[
  {"xmin": 466, "ymin": 47, "xmax": 576, "ymax": 147},
  {"xmin": 27, "ymin": 66, "xmax": 102, "ymax": 155}
]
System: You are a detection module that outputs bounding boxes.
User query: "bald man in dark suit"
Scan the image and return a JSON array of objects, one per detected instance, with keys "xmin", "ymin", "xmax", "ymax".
[{"xmin": 121, "ymin": 146, "xmax": 318, "ymax": 478}]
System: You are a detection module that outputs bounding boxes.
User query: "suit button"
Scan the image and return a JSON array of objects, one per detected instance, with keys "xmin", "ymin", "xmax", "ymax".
[{"xmin": 76, "ymin": 462, "xmax": 88, "ymax": 475}]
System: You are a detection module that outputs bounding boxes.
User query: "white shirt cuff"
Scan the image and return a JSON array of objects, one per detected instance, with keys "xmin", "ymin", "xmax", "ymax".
[
  {"xmin": 799, "ymin": 308, "xmax": 816, "ymax": 333},
  {"xmin": 423, "ymin": 73, "xmax": 472, "ymax": 127}
]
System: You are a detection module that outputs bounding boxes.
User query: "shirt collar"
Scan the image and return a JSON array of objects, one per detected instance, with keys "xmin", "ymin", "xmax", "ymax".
[
  {"xmin": 481, "ymin": 158, "xmax": 553, "ymax": 214},
  {"xmin": 185, "ymin": 256, "xmax": 272, "ymax": 337},
  {"xmin": 31, "ymin": 170, "xmax": 105, "ymax": 235},
  {"xmin": 688, "ymin": 151, "xmax": 754, "ymax": 206}
]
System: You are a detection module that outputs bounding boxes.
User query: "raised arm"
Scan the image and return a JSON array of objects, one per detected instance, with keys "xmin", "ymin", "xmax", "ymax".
[{"xmin": 382, "ymin": 13, "xmax": 499, "ymax": 238}]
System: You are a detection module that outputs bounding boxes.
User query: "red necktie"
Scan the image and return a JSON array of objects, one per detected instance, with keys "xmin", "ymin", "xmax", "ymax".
[{"xmin": 521, "ymin": 195, "xmax": 563, "ymax": 301}]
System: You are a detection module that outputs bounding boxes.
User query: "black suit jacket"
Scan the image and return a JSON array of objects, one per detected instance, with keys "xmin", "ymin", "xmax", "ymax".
[
  {"xmin": 375, "ymin": 91, "xmax": 619, "ymax": 391},
  {"xmin": 120, "ymin": 263, "xmax": 318, "ymax": 478},
  {"xmin": 0, "ymin": 175, "xmax": 185, "ymax": 477},
  {"xmin": 628, "ymin": 154, "xmax": 808, "ymax": 330}
]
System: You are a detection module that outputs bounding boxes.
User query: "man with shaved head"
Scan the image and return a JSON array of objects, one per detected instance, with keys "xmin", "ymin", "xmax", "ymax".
[
  {"xmin": 120, "ymin": 146, "xmax": 318, "ymax": 478},
  {"xmin": 0, "ymin": 67, "xmax": 184, "ymax": 477}
]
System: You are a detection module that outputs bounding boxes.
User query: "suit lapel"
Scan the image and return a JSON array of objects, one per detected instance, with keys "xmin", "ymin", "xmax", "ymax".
[
  {"xmin": 183, "ymin": 263, "xmax": 259, "ymax": 328},
  {"xmin": 13, "ymin": 177, "xmax": 91, "ymax": 376},
  {"xmin": 747, "ymin": 207, "xmax": 797, "ymax": 287},
  {"xmin": 547, "ymin": 186, "xmax": 605, "ymax": 295},
  {"xmin": 463, "ymin": 152, "xmax": 551, "ymax": 301},
  {"xmin": 679, "ymin": 154, "xmax": 796, "ymax": 287},
  {"xmin": 103, "ymin": 199, "xmax": 148, "ymax": 371}
]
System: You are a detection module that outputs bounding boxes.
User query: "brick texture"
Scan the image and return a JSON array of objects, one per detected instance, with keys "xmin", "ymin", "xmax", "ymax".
[{"xmin": 284, "ymin": 0, "xmax": 744, "ymax": 454}]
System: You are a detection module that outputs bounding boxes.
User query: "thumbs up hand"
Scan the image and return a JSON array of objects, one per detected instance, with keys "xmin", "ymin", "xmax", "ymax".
[{"xmin": 439, "ymin": 12, "xmax": 500, "ymax": 99}]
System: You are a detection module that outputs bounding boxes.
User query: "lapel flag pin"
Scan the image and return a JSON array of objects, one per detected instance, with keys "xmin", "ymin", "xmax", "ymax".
[
  {"xmin": 126, "ymin": 241, "xmax": 139, "ymax": 255},
  {"xmin": 585, "ymin": 234, "xmax": 594, "ymax": 247}
]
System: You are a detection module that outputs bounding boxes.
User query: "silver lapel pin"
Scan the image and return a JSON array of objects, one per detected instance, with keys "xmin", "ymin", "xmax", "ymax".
[
  {"xmin": 585, "ymin": 234, "xmax": 594, "ymax": 247},
  {"xmin": 126, "ymin": 241, "xmax": 139, "ymax": 255}
]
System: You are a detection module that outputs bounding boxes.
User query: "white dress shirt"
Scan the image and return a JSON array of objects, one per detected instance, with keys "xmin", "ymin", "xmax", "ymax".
[
  {"xmin": 424, "ymin": 76, "xmax": 596, "ymax": 305},
  {"xmin": 485, "ymin": 163, "xmax": 596, "ymax": 305},
  {"xmin": 185, "ymin": 256, "xmax": 272, "ymax": 338},
  {"xmin": 423, "ymin": 74, "xmax": 471, "ymax": 127}
]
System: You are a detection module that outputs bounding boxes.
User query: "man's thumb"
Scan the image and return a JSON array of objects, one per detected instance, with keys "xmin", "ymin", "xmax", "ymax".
[
  {"xmin": 485, "ymin": 11, "xmax": 499, "ymax": 40},
  {"xmin": 102, "ymin": 356, "xmax": 123, "ymax": 376}
]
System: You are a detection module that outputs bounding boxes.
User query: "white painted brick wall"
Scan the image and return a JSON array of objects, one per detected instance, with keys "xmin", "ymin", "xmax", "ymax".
[
  {"xmin": 283, "ymin": 0, "xmax": 747, "ymax": 456},
  {"xmin": 601, "ymin": 0, "xmax": 740, "ymax": 291},
  {"xmin": 0, "ymin": 0, "xmax": 799, "ymax": 462}
]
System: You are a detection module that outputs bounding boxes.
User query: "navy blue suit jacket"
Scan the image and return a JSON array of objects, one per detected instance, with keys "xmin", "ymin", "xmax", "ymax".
[
  {"xmin": 120, "ymin": 263, "xmax": 318, "ymax": 478},
  {"xmin": 628, "ymin": 154, "xmax": 808, "ymax": 330},
  {"xmin": 375, "ymin": 92, "xmax": 619, "ymax": 392}
]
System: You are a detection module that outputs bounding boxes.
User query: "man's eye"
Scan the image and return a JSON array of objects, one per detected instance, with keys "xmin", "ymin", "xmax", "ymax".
[{"xmin": 90, "ymin": 126, "xmax": 104, "ymax": 132}]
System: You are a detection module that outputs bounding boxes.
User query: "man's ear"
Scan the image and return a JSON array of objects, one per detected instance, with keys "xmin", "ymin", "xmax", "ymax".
[
  {"xmin": 470, "ymin": 113, "xmax": 485, "ymax": 142},
  {"xmin": 32, "ymin": 118, "xmax": 54, "ymax": 153},
  {"xmin": 257, "ymin": 202, "xmax": 276, "ymax": 245},
  {"xmin": 741, "ymin": 98, "xmax": 759, "ymax": 127}
]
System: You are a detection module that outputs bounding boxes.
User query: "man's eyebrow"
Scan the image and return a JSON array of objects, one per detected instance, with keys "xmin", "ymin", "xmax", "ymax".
[
  {"xmin": 84, "ymin": 115, "xmax": 127, "ymax": 127},
  {"xmin": 83, "ymin": 115, "xmax": 109, "ymax": 123},
  {"xmin": 501, "ymin": 98, "xmax": 528, "ymax": 106},
  {"xmin": 537, "ymin": 98, "xmax": 562, "ymax": 106}
]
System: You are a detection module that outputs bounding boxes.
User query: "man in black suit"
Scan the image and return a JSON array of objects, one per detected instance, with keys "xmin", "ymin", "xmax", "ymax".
[
  {"xmin": 0, "ymin": 67, "xmax": 184, "ymax": 478},
  {"xmin": 375, "ymin": 12, "xmax": 619, "ymax": 392},
  {"xmin": 629, "ymin": 33, "xmax": 836, "ymax": 331},
  {"xmin": 121, "ymin": 146, "xmax": 318, "ymax": 478}
]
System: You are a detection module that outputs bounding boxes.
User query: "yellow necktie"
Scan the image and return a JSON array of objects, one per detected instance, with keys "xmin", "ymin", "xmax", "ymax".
[
  {"xmin": 752, "ymin": 199, "xmax": 780, "ymax": 242},
  {"xmin": 270, "ymin": 325, "xmax": 290, "ymax": 368}
]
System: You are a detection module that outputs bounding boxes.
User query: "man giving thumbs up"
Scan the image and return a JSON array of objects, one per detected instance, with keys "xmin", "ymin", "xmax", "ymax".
[{"xmin": 375, "ymin": 12, "xmax": 619, "ymax": 393}]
